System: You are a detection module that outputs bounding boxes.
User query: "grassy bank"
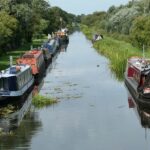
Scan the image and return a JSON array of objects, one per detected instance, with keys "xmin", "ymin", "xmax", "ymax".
[
  {"xmin": 81, "ymin": 25, "xmax": 144, "ymax": 80},
  {"xmin": 0, "ymin": 36, "xmax": 47, "ymax": 70}
]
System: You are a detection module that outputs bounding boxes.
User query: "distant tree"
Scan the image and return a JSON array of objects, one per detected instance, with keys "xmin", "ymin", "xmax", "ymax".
[
  {"xmin": 130, "ymin": 15, "xmax": 150, "ymax": 48},
  {"xmin": 45, "ymin": 7, "xmax": 75, "ymax": 33},
  {"xmin": 0, "ymin": 0, "xmax": 76, "ymax": 53},
  {"xmin": 107, "ymin": 6, "xmax": 116, "ymax": 14},
  {"xmin": 81, "ymin": 11, "xmax": 107, "ymax": 28},
  {"xmin": 107, "ymin": 6, "xmax": 141, "ymax": 34}
]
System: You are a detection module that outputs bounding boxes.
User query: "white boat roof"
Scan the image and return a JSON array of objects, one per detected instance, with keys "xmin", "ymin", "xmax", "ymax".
[
  {"xmin": 48, "ymin": 39, "xmax": 55, "ymax": 45},
  {"xmin": 129, "ymin": 58, "xmax": 150, "ymax": 71},
  {"xmin": 0, "ymin": 65, "xmax": 31, "ymax": 77}
]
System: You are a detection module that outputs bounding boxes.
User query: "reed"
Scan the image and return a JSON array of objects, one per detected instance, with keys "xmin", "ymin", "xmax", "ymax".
[
  {"xmin": 81, "ymin": 25, "xmax": 142, "ymax": 80},
  {"xmin": 32, "ymin": 94, "xmax": 58, "ymax": 108}
]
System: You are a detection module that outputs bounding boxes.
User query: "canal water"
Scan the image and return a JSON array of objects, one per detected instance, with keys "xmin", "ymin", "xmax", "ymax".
[{"xmin": 0, "ymin": 31, "xmax": 150, "ymax": 150}]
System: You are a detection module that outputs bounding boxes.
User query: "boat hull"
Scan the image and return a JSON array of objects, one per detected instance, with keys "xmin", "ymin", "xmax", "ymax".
[
  {"xmin": 125, "ymin": 75, "xmax": 150, "ymax": 108},
  {"xmin": 34, "ymin": 61, "xmax": 46, "ymax": 84}
]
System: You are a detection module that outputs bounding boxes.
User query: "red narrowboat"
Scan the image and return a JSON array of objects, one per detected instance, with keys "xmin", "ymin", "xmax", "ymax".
[
  {"xmin": 17, "ymin": 49, "xmax": 45, "ymax": 82},
  {"xmin": 125, "ymin": 56, "xmax": 150, "ymax": 100}
]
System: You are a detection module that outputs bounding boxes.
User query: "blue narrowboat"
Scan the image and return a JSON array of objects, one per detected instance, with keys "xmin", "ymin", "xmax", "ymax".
[
  {"xmin": 42, "ymin": 38, "xmax": 59, "ymax": 60},
  {"xmin": 0, "ymin": 65, "xmax": 34, "ymax": 97}
]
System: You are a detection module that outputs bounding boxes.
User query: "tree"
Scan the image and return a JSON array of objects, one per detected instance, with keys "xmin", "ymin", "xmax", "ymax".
[
  {"xmin": 0, "ymin": 11, "xmax": 18, "ymax": 52},
  {"xmin": 108, "ymin": 6, "xmax": 141, "ymax": 34},
  {"xmin": 0, "ymin": 0, "xmax": 76, "ymax": 52},
  {"xmin": 130, "ymin": 15, "xmax": 150, "ymax": 48}
]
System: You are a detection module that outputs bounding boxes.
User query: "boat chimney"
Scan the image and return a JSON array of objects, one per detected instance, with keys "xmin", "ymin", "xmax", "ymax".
[
  {"xmin": 10, "ymin": 56, "xmax": 13, "ymax": 67},
  {"xmin": 30, "ymin": 45, "xmax": 33, "ymax": 50}
]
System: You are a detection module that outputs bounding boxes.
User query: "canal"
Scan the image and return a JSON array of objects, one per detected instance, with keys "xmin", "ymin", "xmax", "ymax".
[{"xmin": 0, "ymin": 31, "xmax": 150, "ymax": 150}]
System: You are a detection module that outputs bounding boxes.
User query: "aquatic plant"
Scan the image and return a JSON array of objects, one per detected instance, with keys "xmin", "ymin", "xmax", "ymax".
[
  {"xmin": 32, "ymin": 94, "xmax": 58, "ymax": 108},
  {"xmin": 0, "ymin": 105, "xmax": 15, "ymax": 117}
]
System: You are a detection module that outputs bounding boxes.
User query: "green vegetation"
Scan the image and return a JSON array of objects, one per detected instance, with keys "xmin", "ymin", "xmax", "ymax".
[
  {"xmin": 0, "ymin": 105, "xmax": 15, "ymax": 117},
  {"xmin": 0, "ymin": 36, "xmax": 47, "ymax": 70},
  {"xmin": 81, "ymin": 25, "xmax": 143, "ymax": 80},
  {"xmin": 80, "ymin": 0, "xmax": 150, "ymax": 50},
  {"xmin": 0, "ymin": 0, "xmax": 75, "ymax": 56},
  {"xmin": 32, "ymin": 94, "xmax": 58, "ymax": 108},
  {"xmin": 80, "ymin": 0, "xmax": 150, "ymax": 80}
]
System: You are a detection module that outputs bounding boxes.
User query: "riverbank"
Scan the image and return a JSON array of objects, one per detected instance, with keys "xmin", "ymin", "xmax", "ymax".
[
  {"xmin": 0, "ymin": 36, "xmax": 47, "ymax": 70},
  {"xmin": 81, "ymin": 25, "xmax": 144, "ymax": 80}
]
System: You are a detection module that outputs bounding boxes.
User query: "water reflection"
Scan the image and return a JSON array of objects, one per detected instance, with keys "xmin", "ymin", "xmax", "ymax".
[
  {"xmin": 33, "ymin": 80, "xmax": 44, "ymax": 96},
  {"xmin": 127, "ymin": 86, "xmax": 150, "ymax": 129},
  {"xmin": 0, "ymin": 91, "xmax": 42, "ymax": 149},
  {"xmin": 0, "ymin": 44, "xmax": 69, "ymax": 149},
  {"xmin": 60, "ymin": 44, "xmax": 68, "ymax": 52},
  {"xmin": 45, "ymin": 44, "xmax": 68, "ymax": 75},
  {"xmin": 0, "ymin": 93, "xmax": 32, "ymax": 133},
  {"xmin": 0, "ymin": 110, "xmax": 42, "ymax": 150}
]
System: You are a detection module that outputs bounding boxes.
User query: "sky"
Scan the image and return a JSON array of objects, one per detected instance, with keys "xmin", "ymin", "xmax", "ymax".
[{"xmin": 49, "ymin": 0, "xmax": 131, "ymax": 15}]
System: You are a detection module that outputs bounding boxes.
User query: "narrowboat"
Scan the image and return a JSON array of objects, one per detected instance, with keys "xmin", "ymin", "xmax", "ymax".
[
  {"xmin": 41, "ymin": 44, "xmax": 52, "ymax": 62},
  {"xmin": 17, "ymin": 49, "xmax": 45, "ymax": 81},
  {"xmin": 42, "ymin": 38, "xmax": 59, "ymax": 59},
  {"xmin": 0, "ymin": 65, "xmax": 34, "ymax": 97},
  {"xmin": 55, "ymin": 31, "xmax": 69, "ymax": 44},
  {"xmin": 124, "ymin": 56, "xmax": 150, "ymax": 104}
]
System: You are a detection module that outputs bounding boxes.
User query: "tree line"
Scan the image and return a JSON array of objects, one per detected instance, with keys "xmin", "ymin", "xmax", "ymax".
[
  {"xmin": 0, "ymin": 0, "xmax": 75, "ymax": 54},
  {"xmin": 80, "ymin": 0, "xmax": 150, "ymax": 50}
]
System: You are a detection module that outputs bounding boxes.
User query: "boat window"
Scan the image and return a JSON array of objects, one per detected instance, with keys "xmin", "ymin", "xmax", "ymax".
[
  {"xmin": 3, "ymin": 78, "xmax": 9, "ymax": 90},
  {"xmin": 0, "ymin": 78, "xmax": 3, "ymax": 90},
  {"xmin": 18, "ymin": 68, "xmax": 32, "ymax": 89},
  {"xmin": 29, "ymin": 69, "xmax": 32, "ymax": 79},
  {"xmin": 17, "ymin": 74, "xmax": 23, "ymax": 89},
  {"xmin": 144, "ymin": 75, "xmax": 150, "ymax": 87},
  {"xmin": 24, "ymin": 70, "xmax": 26, "ymax": 84},
  {"xmin": 37, "ymin": 54, "xmax": 43, "ymax": 68},
  {"xmin": 28, "ymin": 69, "xmax": 31, "ymax": 80}
]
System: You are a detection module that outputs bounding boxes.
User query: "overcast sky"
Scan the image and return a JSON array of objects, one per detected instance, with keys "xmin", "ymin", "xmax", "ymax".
[{"xmin": 49, "ymin": 0, "xmax": 131, "ymax": 15}]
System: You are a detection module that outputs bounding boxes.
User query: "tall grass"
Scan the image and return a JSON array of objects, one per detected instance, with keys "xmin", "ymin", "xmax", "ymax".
[{"xmin": 81, "ymin": 25, "xmax": 143, "ymax": 80}]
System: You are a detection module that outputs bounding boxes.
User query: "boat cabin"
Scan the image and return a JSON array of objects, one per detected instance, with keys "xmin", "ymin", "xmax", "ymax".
[
  {"xmin": 125, "ymin": 57, "xmax": 150, "ymax": 97},
  {"xmin": 0, "ymin": 65, "xmax": 34, "ymax": 96},
  {"xmin": 17, "ymin": 50, "xmax": 45, "ymax": 76},
  {"xmin": 127, "ymin": 57, "xmax": 150, "ymax": 84}
]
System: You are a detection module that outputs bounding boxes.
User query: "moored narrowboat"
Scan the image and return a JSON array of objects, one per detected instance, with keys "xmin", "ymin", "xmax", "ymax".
[
  {"xmin": 42, "ymin": 38, "xmax": 59, "ymax": 59},
  {"xmin": 41, "ymin": 45, "xmax": 52, "ymax": 62},
  {"xmin": 0, "ymin": 65, "xmax": 34, "ymax": 97},
  {"xmin": 55, "ymin": 31, "xmax": 69, "ymax": 44},
  {"xmin": 125, "ymin": 56, "xmax": 150, "ymax": 101},
  {"xmin": 17, "ymin": 49, "xmax": 45, "ymax": 82}
]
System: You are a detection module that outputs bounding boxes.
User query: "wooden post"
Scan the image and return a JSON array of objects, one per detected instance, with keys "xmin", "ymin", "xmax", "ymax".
[{"xmin": 30, "ymin": 45, "xmax": 33, "ymax": 50}]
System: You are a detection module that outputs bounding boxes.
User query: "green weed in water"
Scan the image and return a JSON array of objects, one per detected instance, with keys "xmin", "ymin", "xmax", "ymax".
[{"xmin": 32, "ymin": 94, "xmax": 58, "ymax": 108}]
